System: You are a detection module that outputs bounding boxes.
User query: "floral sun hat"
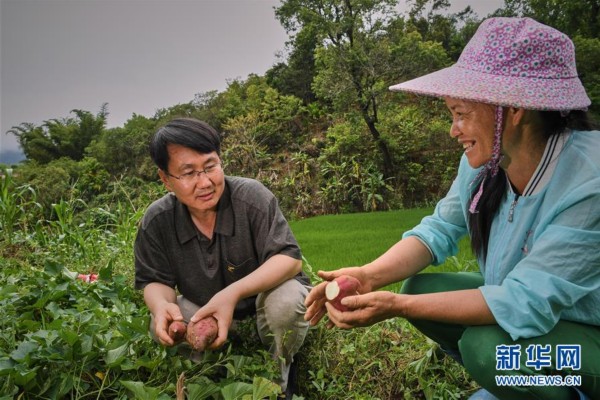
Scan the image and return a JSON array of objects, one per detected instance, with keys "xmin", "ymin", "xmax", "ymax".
[{"xmin": 389, "ymin": 17, "xmax": 590, "ymax": 111}]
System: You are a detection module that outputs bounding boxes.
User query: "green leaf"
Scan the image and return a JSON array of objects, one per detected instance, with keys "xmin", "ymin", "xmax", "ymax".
[
  {"xmin": 120, "ymin": 380, "xmax": 160, "ymax": 400},
  {"xmin": 46, "ymin": 374, "xmax": 74, "ymax": 399},
  {"xmin": 44, "ymin": 260, "xmax": 66, "ymax": 277},
  {"xmin": 59, "ymin": 328, "xmax": 80, "ymax": 346},
  {"xmin": 187, "ymin": 382, "xmax": 220, "ymax": 400},
  {"xmin": 226, "ymin": 354, "xmax": 252, "ymax": 377},
  {"xmin": 0, "ymin": 391, "xmax": 18, "ymax": 400},
  {"xmin": 99, "ymin": 261, "xmax": 113, "ymax": 280},
  {"xmin": 105, "ymin": 342, "xmax": 129, "ymax": 366},
  {"xmin": 0, "ymin": 358, "xmax": 16, "ymax": 376},
  {"xmin": 80, "ymin": 334, "xmax": 94, "ymax": 355},
  {"xmin": 125, "ymin": 355, "xmax": 161, "ymax": 371},
  {"xmin": 12, "ymin": 365, "xmax": 38, "ymax": 386},
  {"xmin": 54, "ymin": 281, "xmax": 70, "ymax": 293},
  {"xmin": 252, "ymin": 376, "xmax": 281, "ymax": 399},
  {"xmin": 220, "ymin": 382, "xmax": 253, "ymax": 400},
  {"xmin": 0, "ymin": 284, "xmax": 17, "ymax": 299},
  {"xmin": 10, "ymin": 341, "xmax": 38, "ymax": 362}
]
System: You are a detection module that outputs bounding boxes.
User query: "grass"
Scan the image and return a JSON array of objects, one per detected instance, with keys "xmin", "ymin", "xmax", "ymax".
[
  {"xmin": 290, "ymin": 209, "xmax": 477, "ymax": 291},
  {"xmin": 288, "ymin": 209, "xmax": 480, "ymax": 399},
  {"xmin": 290, "ymin": 209, "xmax": 433, "ymax": 269},
  {"xmin": 1, "ymin": 175, "xmax": 480, "ymax": 399}
]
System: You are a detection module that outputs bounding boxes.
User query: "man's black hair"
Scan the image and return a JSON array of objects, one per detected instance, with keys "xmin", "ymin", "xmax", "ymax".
[{"xmin": 149, "ymin": 118, "xmax": 221, "ymax": 172}]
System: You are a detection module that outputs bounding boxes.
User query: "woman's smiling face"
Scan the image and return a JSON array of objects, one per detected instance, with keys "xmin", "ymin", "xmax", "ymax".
[{"xmin": 445, "ymin": 97, "xmax": 497, "ymax": 169}]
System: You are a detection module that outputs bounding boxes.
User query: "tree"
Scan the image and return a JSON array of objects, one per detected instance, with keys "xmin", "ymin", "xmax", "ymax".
[
  {"xmin": 87, "ymin": 114, "xmax": 157, "ymax": 178},
  {"xmin": 8, "ymin": 104, "xmax": 108, "ymax": 164},
  {"xmin": 404, "ymin": 0, "xmax": 481, "ymax": 60},
  {"xmin": 276, "ymin": 0, "xmax": 451, "ymax": 179},
  {"xmin": 276, "ymin": 0, "xmax": 402, "ymax": 178},
  {"xmin": 500, "ymin": 0, "xmax": 600, "ymax": 38},
  {"xmin": 266, "ymin": 24, "xmax": 319, "ymax": 104},
  {"xmin": 573, "ymin": 36, "xmax": 600, "ymax": 118}
]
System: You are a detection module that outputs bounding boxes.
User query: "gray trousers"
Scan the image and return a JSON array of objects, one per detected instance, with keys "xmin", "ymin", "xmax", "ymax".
[{"xmin": 151, "ymin": 278, "xmax": 310, "ymax": 391}]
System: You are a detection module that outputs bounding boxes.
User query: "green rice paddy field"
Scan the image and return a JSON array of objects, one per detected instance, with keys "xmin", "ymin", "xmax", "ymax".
[{"xmin": 290, "ymin": 208, "xmax": 476, "ymax": 286}]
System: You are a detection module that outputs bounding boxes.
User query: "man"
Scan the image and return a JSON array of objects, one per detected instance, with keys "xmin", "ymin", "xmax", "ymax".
[{"xmin": 134, "ymin": 118, "xmax": 310, "ymax": 396}]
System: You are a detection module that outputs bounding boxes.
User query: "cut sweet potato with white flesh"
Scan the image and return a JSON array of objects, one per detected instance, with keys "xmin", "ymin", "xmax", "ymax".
[{"xmin": 325, "ymin": 275, "xmax": 361, "ymax": 311}]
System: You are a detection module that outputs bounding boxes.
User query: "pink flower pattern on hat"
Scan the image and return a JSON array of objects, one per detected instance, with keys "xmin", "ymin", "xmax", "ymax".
[
  {"xmin": 466, "ymin": 19, "xmax": 571, "ymax": 80},
  {"xmin": 390, "ymin": 17, "xmax": 590, "ymax": 111}
]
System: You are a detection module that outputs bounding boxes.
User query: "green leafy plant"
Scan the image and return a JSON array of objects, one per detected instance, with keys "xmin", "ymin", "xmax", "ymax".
[
  {"xmin": 1, "ymin": 190, "xmax": 478, "ymax": 399},
  {"xmin": 0, "ymin": 168, "xmax": 41, "ymax": 246},
  {"xmin": 0, "ymin": 261, "xmax": 283, "ymax": 399}
]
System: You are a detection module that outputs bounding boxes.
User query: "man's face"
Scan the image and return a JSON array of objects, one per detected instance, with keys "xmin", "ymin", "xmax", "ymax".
[{"xmin": 159, "ymin": 144, "xmax": 225, "ymax": 214}]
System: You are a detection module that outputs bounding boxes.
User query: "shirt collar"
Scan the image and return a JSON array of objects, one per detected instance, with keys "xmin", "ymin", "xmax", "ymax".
[
  {"xmin": 215, "ymin": 178, "xmax": 235, "ymax": 237},
  {"xmin": 174, "ymin": 178, "xmax": 235, "ymax": 244},
  {"xmin": 521, "ymin": 131, "xmax": 570, "ymax": 196}
]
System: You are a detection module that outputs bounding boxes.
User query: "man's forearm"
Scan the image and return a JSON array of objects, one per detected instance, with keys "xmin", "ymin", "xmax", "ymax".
[
  {"xmin": 224, "ymin": 254, "xmax": 302, "ymax": 303},
  {"xmin": 143, "ymin": 282, "xmax": 178, "ymax": 314}
]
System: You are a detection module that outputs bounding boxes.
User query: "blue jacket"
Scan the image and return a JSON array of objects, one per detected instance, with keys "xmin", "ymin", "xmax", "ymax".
[{"xmin": 403, "ymin": 130, "xmax": 600, "ymax": 340}]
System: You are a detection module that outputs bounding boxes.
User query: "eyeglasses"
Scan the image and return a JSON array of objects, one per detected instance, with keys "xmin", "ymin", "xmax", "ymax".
[{"xmin": 168, "ymin": 163, "xmax": 222, "ymax": 183}]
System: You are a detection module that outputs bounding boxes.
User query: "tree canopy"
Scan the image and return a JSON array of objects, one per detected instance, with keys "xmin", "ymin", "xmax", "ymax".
[{"xmin": 5, "ymin": 0, "xmax": 599, "ymax": 219}]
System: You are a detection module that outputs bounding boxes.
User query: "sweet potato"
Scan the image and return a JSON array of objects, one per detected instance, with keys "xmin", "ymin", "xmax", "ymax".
[
  {"xmin": 325, "ymin": 275, "xmax": 361, "ymax": 311},
  {"xmin": 168, "ymin": 321, "xmax": 188, "ymax": 343},
  {"xmin": 186, "ymin": 316, "xmax": 218, "ymax": 351}
]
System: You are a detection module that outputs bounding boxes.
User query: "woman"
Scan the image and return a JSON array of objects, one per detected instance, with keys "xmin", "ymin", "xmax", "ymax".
[{"xmin": 304, "ymin": 17, "xmax": 599, "ymax": 400}]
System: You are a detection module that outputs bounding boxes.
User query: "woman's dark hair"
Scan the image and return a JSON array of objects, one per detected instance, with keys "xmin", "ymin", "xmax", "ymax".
[
  {"xmin": 149, "ymin": 118, "xmax": 221, "ymax": 172},
  {"xmin": 468, "ymin": 110, "xmax": 592, "ymax": 260}
]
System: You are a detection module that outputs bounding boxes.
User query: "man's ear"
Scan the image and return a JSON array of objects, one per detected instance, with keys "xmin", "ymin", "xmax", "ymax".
[{"xmin": 158, "ymin": 169, "xmax": 172, "ymax": 191}]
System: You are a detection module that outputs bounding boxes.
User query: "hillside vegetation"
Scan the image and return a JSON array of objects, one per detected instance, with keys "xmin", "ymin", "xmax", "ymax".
[{"xmin": 2, "ymin": 0, "xmax": 600, "ymax": 398}]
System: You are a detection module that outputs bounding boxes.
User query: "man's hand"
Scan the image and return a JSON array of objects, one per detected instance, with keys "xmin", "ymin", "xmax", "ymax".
[
  {"xmin": 189, "ymin": 288, "xmax": 238, "ymax": 350},
  {"xmin": 153, "ymin": 302, "xmax": 185, "ymax": 347},
  {"xmin": 144, "ymin": 283, "xmax": 183, "ymax": 347}
]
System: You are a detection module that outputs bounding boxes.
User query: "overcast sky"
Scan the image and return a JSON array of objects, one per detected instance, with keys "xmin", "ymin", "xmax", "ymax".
[{"xmin": 0, "ymin": 0, "xmax": 504, "ymax": 163}]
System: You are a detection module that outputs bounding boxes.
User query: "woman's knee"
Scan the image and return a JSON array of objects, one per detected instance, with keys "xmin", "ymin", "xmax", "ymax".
[
  {"xmin": 459, "ymin": 325, "xmax": 508, "ymax": 383},
  {"xmin": 400, "ymin": 274, "xmax": 432, "ymax": 295},
  {"xmin": 401, "ymin": 272, "xmax": 484, "ymax": 295}
]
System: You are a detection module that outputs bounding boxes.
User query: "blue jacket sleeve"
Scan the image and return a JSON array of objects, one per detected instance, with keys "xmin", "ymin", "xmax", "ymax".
[{"xmin": 403, "ymin": 156, "xmax": 472, "ymax": 265}]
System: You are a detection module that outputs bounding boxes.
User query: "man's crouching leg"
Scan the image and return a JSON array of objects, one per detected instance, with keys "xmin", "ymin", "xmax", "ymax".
[{"xmin": 256, "ymin": 279, "xmax": 310, "ymax": 393}]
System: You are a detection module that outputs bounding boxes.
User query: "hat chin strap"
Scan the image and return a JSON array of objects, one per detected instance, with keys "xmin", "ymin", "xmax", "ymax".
[
  {"xmin": 469, "ymin": 106, "xmax": 504, "ymax": 214},
  {"xmin": 489, "ymin": 106, "xmax": 504, "ymax": 177}
]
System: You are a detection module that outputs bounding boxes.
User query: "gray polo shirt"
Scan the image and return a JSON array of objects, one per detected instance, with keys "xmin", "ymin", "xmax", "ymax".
[{"xmin": 134, "ymin": 176, "xmax": 309, "ymax": 319}]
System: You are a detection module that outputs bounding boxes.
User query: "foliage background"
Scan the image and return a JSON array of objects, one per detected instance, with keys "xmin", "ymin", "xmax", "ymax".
[{"xmin": 2, "ymin": 0, "xmax": 599, "ymax": 398}]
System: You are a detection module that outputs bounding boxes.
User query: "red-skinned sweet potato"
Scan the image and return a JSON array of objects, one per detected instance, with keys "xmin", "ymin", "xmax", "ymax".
[
  {"xmin": 325, "ymin": 275, "xmax": 361, "ymax": 311},
  {"xmin": 168, "ymin": 321, "xmax": 188, "ymax": 343},
  {"xmin": 186, "ymin": 316, "xmax": 218, "ymax": 351}
]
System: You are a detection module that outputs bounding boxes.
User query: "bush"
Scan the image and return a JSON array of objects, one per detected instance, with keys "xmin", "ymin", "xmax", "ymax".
[
  {"xmin": 0, "ymin": 261, "xmax": 283, "ymax": 399},
  {"xmin": 298, "ymin": 319, "xmax": 476, "ymax": 399}
]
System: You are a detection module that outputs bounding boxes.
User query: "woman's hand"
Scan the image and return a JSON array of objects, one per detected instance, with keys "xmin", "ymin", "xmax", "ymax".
[
  {"xmin": 325, "ymin": 291, "xmax": 401, "ymax": 329},
  {"xmin": 304, "ymin": 267, "xmax": 372, "ymax": 327}
]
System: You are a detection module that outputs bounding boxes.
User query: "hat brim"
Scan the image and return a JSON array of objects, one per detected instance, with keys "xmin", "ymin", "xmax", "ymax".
[{"xmin": 389, "ymin": 65, "xmax": 591, "ymax": 111}]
